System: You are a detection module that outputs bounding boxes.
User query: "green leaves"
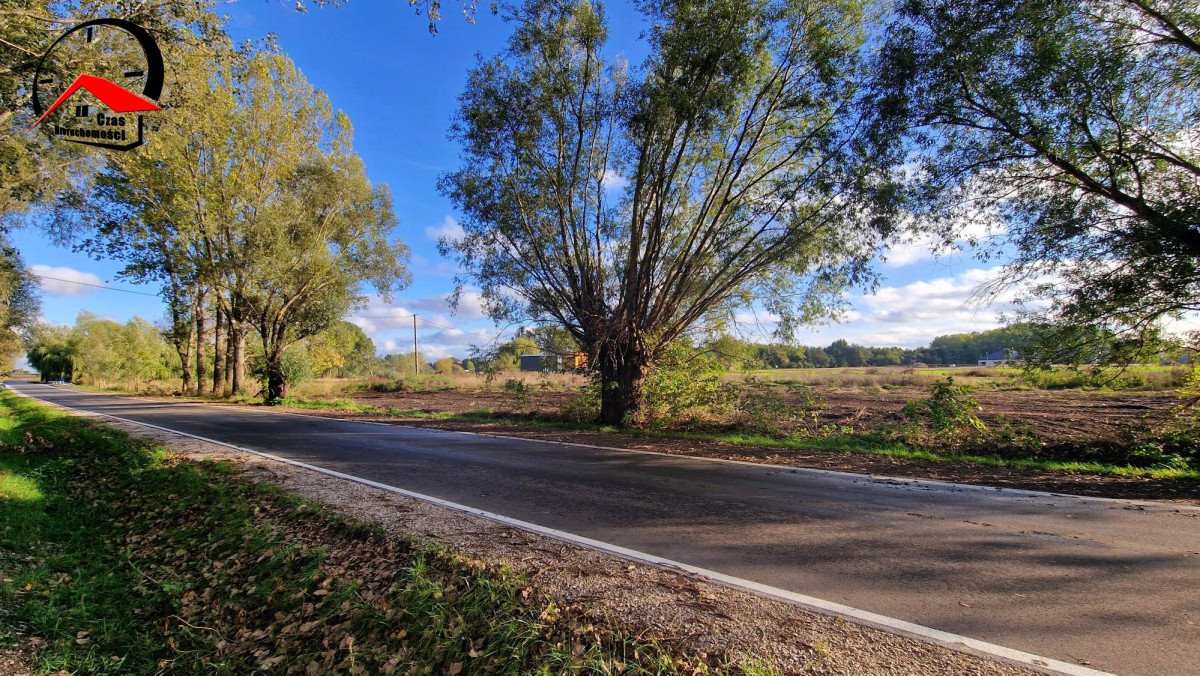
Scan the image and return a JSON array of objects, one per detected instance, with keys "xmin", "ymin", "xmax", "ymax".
[
  {"xmin": 79, "ymin": 30, "xmax": 410, "ymax": 401},
  {"xmin": 442, "ymin": 0, "xmax": 897, "ymax": 422},
  {"xmin": 873, "ymin": 0, "xmax": 1200, "ymax": 363}
]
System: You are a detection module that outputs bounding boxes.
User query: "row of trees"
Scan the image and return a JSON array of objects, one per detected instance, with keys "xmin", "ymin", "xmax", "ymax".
[
  {"xmin": 37, "ymin": 7, "xmax": 411, "ymax": 401},
  {"xmin": 703, "ymin": 326, "xmax": 1038, "ymax": 369},
  {"xmin": 0, "ymin": 236, "xmax": 39, "ymax": 375},
  {"xmin": 702, "ymin": 324, "xmax": 1188, "ymax": 370}
]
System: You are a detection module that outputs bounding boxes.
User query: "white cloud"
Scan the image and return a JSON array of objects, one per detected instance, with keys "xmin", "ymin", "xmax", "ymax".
[
  {"xmin": 883, "ymin": 210, "xmax": 1006, "ymax": 268},
  {"xmin": 601, "ymin": 169, "xmax": 629, "ymax": 192},
  {"xmin": 30, "ymin": 264, "xmax": 106, "ymax": 297},
  {"xmin": 348, "ymin": 288, "xmax": 499, "ymax": 357},
  {"xmin": 424, "ymin": 215, "xmax": 465, "ymax": 243},
  {"xmin": 730, "ymin": 266, "xmax": 1039, "ymax": 348}
]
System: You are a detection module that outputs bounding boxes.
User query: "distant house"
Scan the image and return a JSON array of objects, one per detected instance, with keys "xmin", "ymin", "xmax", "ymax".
[
  {"xmin": 977, "ymin": 349, "xmax": 1021, "ymax": 367},
  {"xmin": 519, "ymin": 352, "xmax": 589, "ymax": 372},
  {"xmin": 519, "ymin": 354, "xmax": 560, "ymax": 372}
]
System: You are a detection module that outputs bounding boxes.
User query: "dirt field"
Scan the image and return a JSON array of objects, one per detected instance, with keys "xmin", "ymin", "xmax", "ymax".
[{"xmin": 347, "ymin": 383, "xmax": 1180, "ymax": 445}]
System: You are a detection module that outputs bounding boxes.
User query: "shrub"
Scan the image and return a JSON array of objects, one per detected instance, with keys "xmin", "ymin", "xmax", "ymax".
[
  {"xmin": 560, "ymin": 380, "xmax": 601, "ymax": 423},
  {"xmin": 640, "ymin": 343, "xmax": 727, "ymax": 425},
  {"xmin": 897, "ymin": 377, "xmax": 988, "ymax": 449},
  {"xmin": 903, "ymin": 377, "xmax": 986, "ymax": 433},
  {"xmin": 723, "ymin": 377, "xmax": 822, "ymax": 435},
  {"xmin": 502, "ymin": 378, "xmax": 531, "ymax": 407}
]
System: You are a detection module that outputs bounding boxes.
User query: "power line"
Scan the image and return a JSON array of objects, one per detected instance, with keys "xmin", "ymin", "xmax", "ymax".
[
  {"xmin": 350, "ymin": 313, "xmax": 500, "ymax": 338},
  {"xmin": 29, "ymin": 275, "xmax": 510, "ymax": 343},
  {"xmin": 416, "ymin": 316, "xmax": 500, "ymax": 338},
  {"xmin": 31, "ymin": 272, "xmax": 159, "ymax": 297}
]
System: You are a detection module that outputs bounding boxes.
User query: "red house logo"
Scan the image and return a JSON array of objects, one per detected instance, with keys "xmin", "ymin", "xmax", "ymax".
[{"xmin": 30, "ymin": 19, "xmax": 165, "ymax": 151}]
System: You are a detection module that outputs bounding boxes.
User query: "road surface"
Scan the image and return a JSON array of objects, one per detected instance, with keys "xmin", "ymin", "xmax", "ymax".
[{"xmin": 9, "ymin": 382, "xmax": 1199, "ymax": 675}]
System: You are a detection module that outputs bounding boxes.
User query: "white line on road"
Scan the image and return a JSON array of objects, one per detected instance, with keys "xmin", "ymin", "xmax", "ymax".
[{"xmin": 5, "ymin": 384, "xmax": 1113, "ymax": 676}]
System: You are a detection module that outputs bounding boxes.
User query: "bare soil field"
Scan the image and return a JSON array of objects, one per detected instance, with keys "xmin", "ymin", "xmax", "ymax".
[{"xmin": 348, "ymin": 384, "xmax": 1180, "ymax": 445}]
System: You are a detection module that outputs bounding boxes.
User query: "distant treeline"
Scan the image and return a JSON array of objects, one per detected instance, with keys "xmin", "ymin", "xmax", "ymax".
[
  {"xmin": 696, "ymin": 323, "xmax": 1179, "ymax": 370},
  {"xmin": 700, "ymin": 326, "xmax": 1028, "ymax": 369}
]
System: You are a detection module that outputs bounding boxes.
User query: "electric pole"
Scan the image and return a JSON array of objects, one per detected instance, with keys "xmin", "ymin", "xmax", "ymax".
[{"xmin": 412, "ymin": 314, "xmax": 418, "ymax": 375}]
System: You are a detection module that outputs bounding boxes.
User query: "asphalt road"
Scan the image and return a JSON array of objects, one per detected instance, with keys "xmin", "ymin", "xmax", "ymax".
[{"xmin": 10, "ymin": 382, "xmax": 1199, "ymax": 675}]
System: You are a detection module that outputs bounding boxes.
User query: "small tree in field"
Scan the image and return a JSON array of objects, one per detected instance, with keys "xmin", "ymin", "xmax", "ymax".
[{"xmin": 441, "ymin": 0, "xmax": 897, "ymax": 424}]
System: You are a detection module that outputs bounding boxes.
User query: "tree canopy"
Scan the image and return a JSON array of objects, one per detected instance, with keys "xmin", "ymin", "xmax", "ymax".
[
  {"xmin": 873, "ymin": 0, "xmax": 1200, "ymax": 362},
  {"xmin": 73, "ymin": 20, "xmax": 409, "ymax": 401}
]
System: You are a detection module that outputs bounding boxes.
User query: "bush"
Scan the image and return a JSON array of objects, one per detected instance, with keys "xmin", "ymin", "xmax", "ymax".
[
  {"xmin": 560, "ymin": 380, "xmax": 601, "ymax": 423},
  {"xmin": 502, "ymin": 378, "xmax": 531, "ymax": 407},
  {"xmin": 903, "ymin": 377, "xmax": 986, "ymax": 433},
  {"xmin": 640, "ymin": 344, "xmax": 726, "ymax": 425},
  {"xmin": 898, "ymin": 377, "xmax": 988, "ymax": 449},
  {"xmin": 723, "ymin": 377, "xmax": 822, "ymax": 435}
]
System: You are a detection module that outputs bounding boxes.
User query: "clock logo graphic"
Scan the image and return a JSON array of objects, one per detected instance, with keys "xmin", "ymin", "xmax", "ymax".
[{"xmin": 30, "ymin": 18, "xmax": 165, "ymax": 151}]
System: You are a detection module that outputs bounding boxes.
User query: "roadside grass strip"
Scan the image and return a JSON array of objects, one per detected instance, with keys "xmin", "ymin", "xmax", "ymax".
[{"xmin": 0, "ymin": 391, "xmax": 743, "ymax": 674}]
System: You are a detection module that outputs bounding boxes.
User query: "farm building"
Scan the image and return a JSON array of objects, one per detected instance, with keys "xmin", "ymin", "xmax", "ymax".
[
  {"xmin": 519, "ymin": 352, "xmax": 588, "ymax": 372},
  {"xmin": 519, "ymin": 354, "xmax": 560, "ymax": 372},
  {"xmin": 977, "ymin": 349, "xmax": 1021, "ymax": 367}
]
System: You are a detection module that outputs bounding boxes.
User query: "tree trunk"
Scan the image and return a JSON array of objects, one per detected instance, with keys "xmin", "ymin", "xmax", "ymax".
[
  {"xmin": 167, "ymin": 278, "xmax": 194, "ymax": 395},
  {"xmin": 194, "ymin": 290, "xmax": 208, "ymax": 395},
  {"xmin": 224, "ymin": 319, "xmax": 235, "ymax": 396},
  {"xmin": 597, "ymin": 345, "xmax": 649, "ymax": 425},
  {"xmin": 230, "ymin": 323, "xmax": 249, "ymax": 396},
  {"xmin": 173, "ymin": 324, "xmax": 195, "ymax": 395},
  {"xmin": 264, "ymin": 351, "xmax": 288, "ymax": 403},
  {"xmin": 212, "ymin": 306, "xmax": 226, "ymax": 395}
]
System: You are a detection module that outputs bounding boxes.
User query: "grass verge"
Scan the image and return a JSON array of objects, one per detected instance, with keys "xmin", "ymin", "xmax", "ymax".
[
  {"xmin": 0, "ymin": 391, "xmax": 738, "ymax": 674},
  {"xmin": 276, "ymin": 396, "xmax": 1200, "ymax": 481}
]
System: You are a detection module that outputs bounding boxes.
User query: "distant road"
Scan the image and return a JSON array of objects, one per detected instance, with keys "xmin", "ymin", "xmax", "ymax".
[{"xmin": 10, "ymin": 382, "xmax": 1200, "ymax": 675}]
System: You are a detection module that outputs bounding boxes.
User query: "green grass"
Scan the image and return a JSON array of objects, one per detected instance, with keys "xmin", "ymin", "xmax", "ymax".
[
  {"xmin": 646, "ymin": 430, "xmax": 1200, "ymax": 479},
  {"xmin": 0, "ymin": 391, "xmax": 733, "ymax": 674},
  {"xmin": 275, "ymin": 396, "xmax": 1200, "ymax": 481},
  {"xmin": 0, "ymin": 459, "xmax": 41, "ymax": 502}
]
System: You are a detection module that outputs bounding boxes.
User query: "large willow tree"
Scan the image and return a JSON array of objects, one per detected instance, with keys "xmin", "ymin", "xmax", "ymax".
[{"xmin": 440, "ymin": 0, "xmax": 897, "ymax": 423}]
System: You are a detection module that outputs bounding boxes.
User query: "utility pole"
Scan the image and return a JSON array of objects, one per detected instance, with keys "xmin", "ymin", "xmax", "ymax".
[{"xmin": 412, "ymin": 314, "xmax": 418, "ymax": 375}]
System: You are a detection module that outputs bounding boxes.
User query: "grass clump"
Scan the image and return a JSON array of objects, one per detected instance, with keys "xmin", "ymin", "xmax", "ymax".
[{"xmin": 0, "ymin": 391, "xmax": 740, "ymax": 674}]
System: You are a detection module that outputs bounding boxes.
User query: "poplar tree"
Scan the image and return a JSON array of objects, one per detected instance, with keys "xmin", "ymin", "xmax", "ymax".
[{"xmin": 86, "ymin": 44, "xmax": 409, "ymax": 401}]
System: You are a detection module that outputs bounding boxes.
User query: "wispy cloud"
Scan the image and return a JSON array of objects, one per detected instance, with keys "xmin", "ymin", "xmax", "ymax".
[
  {"xmin": 424, "ymin": 215, "xmax": 465, "ymax": 243},
  {"xmin": 30, "ymin": 264, "xmax": 106, "ymax": 297}
]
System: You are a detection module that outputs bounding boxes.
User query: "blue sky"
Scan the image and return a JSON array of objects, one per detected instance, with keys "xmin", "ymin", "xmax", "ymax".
[{"xmin": 12, "ymin": 0, "xmax": 1019, "ymax": 359}]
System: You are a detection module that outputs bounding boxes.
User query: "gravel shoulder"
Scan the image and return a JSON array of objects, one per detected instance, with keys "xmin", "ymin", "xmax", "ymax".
[{"xmin": 81, "ymin": 410, "xmax": 1031, "ymax": 675}]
